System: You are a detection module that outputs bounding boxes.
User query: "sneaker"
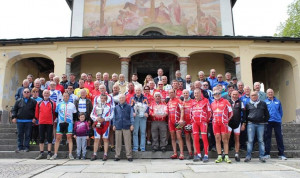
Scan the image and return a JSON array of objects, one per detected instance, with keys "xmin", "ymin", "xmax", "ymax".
[
  {"xmin": 147, "ymin": 140, "xmax": 151, "ymax": 145},
  {"xmin": 235, "ymin": 154, "xmax": 240, "ymax": 162},
  {"xmin": 110, "ymin": 146, "xmax": 115, "ymax": 152},
  {"xmin": 179, "ymin": 154, "xmax": 184, "ymax": 160},
  {"xmin": 244, "ymin": 157, "xmax": 251, "ymax": 162},
  {"xmin": 47, "ymin": 154, "xmax": 51, "ymax": 160},
  {"xmin": 132, "ymin": 149, "xmax": 138, "ymax": 152},
  {"xmin": 30, "ymin": 141, "xmax": 33, "ymax": 145},
  {"xmin": 193, "ymin": 155, "xmax": 202, "ymax": 162},
  {"xmin": 81, "ymin": 156, "xmax": 86, "ymax": 160},
  {"xmin": 224, "ymin": 156, "xmax": 231, "ymax": 163},
  {"xmin": 76, "ymin": 157, "xmax": 80, "ymax": 160},
  {"xmin": 114, "ymin": 158, "xmax": 120, "ymax": 161},
  {"xmin": 24, "ymin": 148, "xmax": 30, "ymax": 152},
  {"xmin": 128, "ymin": 158, "xmax": 133, "ymax": 162},
  {"xmin": 50, "ymin": 154, "xmax": 57, "ymax": 160},
  {"xmin": 264, "ymin": 155, "xmax": 271, "ymax": 159},
  {"xmin": 188, "ymin": 153, "xmax": 194, "ymax": 160},
  {"xmin": 15, "ymin": 148, "xmax": 22, "ymax": 153},
  {"xmin": 203, "ymin": 155, "xmax": 209, "ymax": 163},
  {"xmin": 211, "ymin": 147, "xmax": 216, "ymax": 152},
  {"xmin": 90, "ymin": 155, "xmax": 97, "ymax": 161},
  {"xmin": 152, "ymin": 148, "xmax": 158, "ymax": 152},
  {"xmin": 215, "ymin": 155, "xmax": 223, "ymax": 163},
  {"xmin": 170, "ymin": 154, "xmax": 178, "ymax": 159},
  {"xmin": 259, "ymin": 157, "xmax": 266, "ymax": 163},
  {"xmin": 35, "ymin": 153, "xmax": 44, "ymax": 160},
  {"xmin": 102, "ymin": 155, "xmax": 108, "ymax": 161},
  {"xmin": 32, "ymin": 141, "xmax": 37, "ymax": 145},
  {"xmin": 69, "ymin": 154, "xmax": 74, "ymax": 160},
  {"xmin": 278, "ymin": 155, "xmax": 287, "ymax": 160},
  {"xmin": 161, "ymin": 147, "xmax": 166, "ymax": 152}
]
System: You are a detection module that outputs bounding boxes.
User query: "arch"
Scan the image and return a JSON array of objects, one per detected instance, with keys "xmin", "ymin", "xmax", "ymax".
[
  {"xmin": 252, "ymin": 53, "xmax": 297, "ymax": 67},
  {"xmin": 128, "ymin": 49, "xmax": 179, "ymax": 58},
  {"xmin": 69, "ymin": 50, "xmax": 121, "ymax": 58},
  {"xmin": 6, "ymin": 53, "xmax": 53, "ymax": 68},
  {"xmin": 188, "ymin": 50, "xmax": 237, "ymax": 58},
  {"xmin": 137, "ymin": 27, "xmax": 167, "ymax": 36}
]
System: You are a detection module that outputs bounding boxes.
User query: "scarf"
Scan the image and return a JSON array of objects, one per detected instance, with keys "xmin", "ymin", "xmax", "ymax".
[{"xmin": 250, "ymin": 99, "xmax": 260, "ymax": 108}]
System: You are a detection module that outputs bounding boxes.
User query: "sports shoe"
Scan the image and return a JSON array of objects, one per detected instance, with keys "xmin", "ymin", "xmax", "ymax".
[
  {"xmin": 110, "ymin": 146, "xmax": 115, "ymax": 152},
  {"xmin": 179, "ymin": 154, "xmax": 184, "ymax": 160},
  {"xmin": 193, "ymin": 155, "xmax": 202, "ymax": 162},
  {"xmin": 188, "ymin": 153, "xmax": 194, "ymax": 160},
  {"xmin": 50, "ymin": 154, "xmax": 57, "ymax": 160},
  {"xmin": 215, "ymin": 155, "xmax": 223, "ymax": 163},
  {"xmin": 259, "ymin": 157, "xmax": 266, "ymax": 163},
  {"xmin": 32, "ymin": 141, "xmax": 37, "ymax": 145},
  {"xmin": 15, "ymin": 148, "xmax": 22, "ymax": 153},
  {"xmin": 147, "ymin": 140, "xmax": 151, "ymax": 145},
  {"xmin": 30, "ymin": 141, "xmax": 33, "ymax": 145},
  {"xmin": 81, "ymin": 156, "xmax": 86, "ymax": 160},
  {"xmin": 69, "ymin": 154, "xmax": 74, "ymax": 160},
  {"xmin": 102, "ymin": 155, "xmax": 108, "ymax": 161},
  {"xmin": 278, "ymin": 155, "xmax": 287, "ymax": 160},
  {"xmin": 224, "ymin": 155, "xmax": 231, "ymax": 163},
  {"xmin": 161, "ymin": 147, "xmax": 166, "ymax": 152},
  {"xmin": 90, "ymin": 155, "xmax": 97, "ymax": 161},
  {"xmin": 35, "ymin": 153, "xmax": 44, "ymax": 160},
  {"xmin": 47, "ymin": 154, "xmax": 51, "ymax": 160},
  {"xmin": 132, "ymin": 148, "xmax": 138, "ymax": 152},
  {"xmin": 244, "ymin": 157, "xmax": 251, "ymax": 162},
  {"xmin": 235, "ymin": 154, "xmax": 240, "ymax": 162},
  {"xmin": 264, "ymin": 155, "xmax": 271, "ymax": 159},
  {"xmin": 76, "ymin": 157, "xmax": 80, "ymax": 160},
  {"xmin": 211, "ymin": 147, "xmax": 217, "ymax": 152},
  {"xmin": 170, "ymin": 154, "xmax": 178, "ymax": 159},
  {"xmin": 203, "ymin": 155, "xmax": 209, "ymax": 163},
  {"xmin": 24, "ymin": 148, "xmax": 30, "ymax": 152}
]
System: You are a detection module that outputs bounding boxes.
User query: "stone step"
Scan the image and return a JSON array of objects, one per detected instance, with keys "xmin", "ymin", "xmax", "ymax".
[{"xmin": 0, "ymin": 150, "xmax": 299, "ymax": 159}]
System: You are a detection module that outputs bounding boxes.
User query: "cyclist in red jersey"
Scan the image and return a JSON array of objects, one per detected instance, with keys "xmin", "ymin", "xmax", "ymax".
[
  {"xmin": 182, "ymin": 89, "xmax": 194, "ymax": 159},
  {"xmin": 191, "ymin": 88, "xmax": 212, "ymax": 162},
  {"xmin": 167, "ymin": 89, "xmax": 185, "ymax": 160},
  {"xmin": 211, "ymin": 87, "xmax": 233, "ymax": 163},
  {"xmin": 171, "ymin": 80, "xmax": 183, "ymax": 99}
]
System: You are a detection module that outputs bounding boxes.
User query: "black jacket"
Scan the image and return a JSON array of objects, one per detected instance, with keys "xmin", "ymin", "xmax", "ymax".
[
  {"xmin": 74, "ymin": 98, "xmax": 93, "ymax": 121},
  {"xmin": 12, "ymin": 98, "xmax": 37, "ymax": 120},
  {"xmin": 245, "ymin": 101, "xmax": 270, "ymax": 124},
  {"xmin": 229, "ymin": 99, "xmax": 245, "ymax": 123}
]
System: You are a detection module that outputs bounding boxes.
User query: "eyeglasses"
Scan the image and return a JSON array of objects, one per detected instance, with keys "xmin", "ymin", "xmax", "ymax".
[
  {"xmin": 144, "ymin": 89, "xmax": 150, "ymax": 91},
  {"xmin": 158, "ymin": 84, "xmax": 163, "ymax": 85},
  {"xmin": 217, "ymin": 77, "xmax": 222, "ymax": 78},
  {"xmin": 213, "ymin": 93, "xmax": 221, "ymax": 96},
  {"xmin": 203, "ymin": 84, "xmax": 208, "ymax": 86},
  {"xmin": 23, "ymin": 91, "xmax": 30, "ymax": 93}
]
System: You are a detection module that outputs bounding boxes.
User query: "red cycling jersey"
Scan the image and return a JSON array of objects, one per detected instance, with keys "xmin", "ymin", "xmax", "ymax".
[
  {"xmin": 175, "ymin": 89, "xmax": 182, "ymax": 99},
  {"xmin": 153, "ymin": 89, "xmax": 168, "ymax": 101},
  {"xmin": 211, "ymin": 98, "xmax": 233, "ymax": 124},
  {"xmin": 183, "ymin": 99, "xmax": 194, "ymax": 125},
  {"xmin": 167, "ymin": 97, "xmax": 183, "ymax": 123},
  {"xmin": 144, "ymin": 93, "xmax": 154, "ymax": 106},
  {"xmin": 191, "ymin": 98, "xmax": 212, "ymax": 123},
  {"xmin": 150, "ymin": 102, "xmax": 168, "ymax": 122}
]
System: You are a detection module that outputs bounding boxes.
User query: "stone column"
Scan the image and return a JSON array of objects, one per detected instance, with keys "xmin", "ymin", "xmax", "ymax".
[
  {"xmin": 239, "ymin": 55, "xmax": 253, "ymax": 89},
  {"xmin": 66, "ymin": 58, "xmax": 73, "ymax": 76},
  {"xmin": 178, "ymin": 57, "xmax": 189, "ymax": 78},
  {"xmin": 234, "ymin": 57, "xmax": 241, "ymax": 81},
  {"xmin": 120, "ymin": 57, "xmax": 131, "ymax": 82}
]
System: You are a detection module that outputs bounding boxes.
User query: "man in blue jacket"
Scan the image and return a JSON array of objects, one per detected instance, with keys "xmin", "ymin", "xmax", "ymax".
[
  {"xmin": 264, "ymin": 89, "xmax": 287, "ymax": 160},
  {"xmin": 113, "ymin": 94, "xmax": 134, "ymax": 162}
]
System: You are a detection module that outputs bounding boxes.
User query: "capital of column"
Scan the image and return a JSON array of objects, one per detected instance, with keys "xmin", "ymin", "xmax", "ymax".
[
  {"xmin": 120, "ymin": 57, "xmax": 131, "ymax": 63},
  {"xmin": 66, "ymin": 57, "xmax": 73, "ymax": 65},
  {"xmin": 178, "ymin": 57, "xmax": 189, "ymax": 64},
  {"xmin": 233, "ymin": 57, "xmax": 240, "ymax": 64}
]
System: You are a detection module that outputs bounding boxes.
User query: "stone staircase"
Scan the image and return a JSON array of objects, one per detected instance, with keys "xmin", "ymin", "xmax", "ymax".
[{"xmin": 0, "ymin": 123, "xmax": 299, "ymax": 159}]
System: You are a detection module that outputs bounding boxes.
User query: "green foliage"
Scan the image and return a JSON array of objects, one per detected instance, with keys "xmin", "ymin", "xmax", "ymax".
[{"xmin": 275, "ymin": 0, "xmax": 300, "ymax": 37}]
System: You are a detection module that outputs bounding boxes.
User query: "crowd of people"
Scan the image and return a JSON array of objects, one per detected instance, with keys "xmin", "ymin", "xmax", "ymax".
[{"xmin": 11, "ymin": 68, "xmax": 287, "ymax": 163}]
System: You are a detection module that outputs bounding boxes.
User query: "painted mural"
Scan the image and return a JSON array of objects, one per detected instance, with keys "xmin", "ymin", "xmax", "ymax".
[{"xmin": 83, "ymin": 0, "xmax": 222, "ymax": 36}]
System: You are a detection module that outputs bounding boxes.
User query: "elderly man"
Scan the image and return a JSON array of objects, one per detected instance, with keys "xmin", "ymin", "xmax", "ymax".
[
  {"xmin": 254, "ymin": 82, "xmax": 267, "ymax": 101},
  {"xmin": 264, "ymin": 89, "xmax": 286, "ymax": 160},
  {"xmin": 49, "ymin": 81, "xmax": 63, "ymax": 103},
  {"xmin": 242, "ymin": 91, "xmax": 270, "ymax": 163},
  {"xmin": 60, "ymin": 74, "xmax": 69, "ymax": 89},
  {"xmin": 101, "ymin": 73, "xmax": 113, "ymax": 94},
  {"xmin": 225, "ymin": 72, "xmax": 232, "ymax": 84},
  {"xmin": 162, "ymin": 76, "xmax": 172, "ymax": 91},
  {"xmin": 34, "ymin": 79, "xmax": 43, "ymax": 98},
  {"xmin": 175, "ymin": 70, "xmax": 186, "ymax": 89},
  {"xmin": 130, "ymin": 86, "xmax": 149, "ymax": 152},
  {"xmin": 84, "ymin": 73, "xmax": 95, "ymax": 92},
  {"xmin": 191, "ymin": 88, "xmax": 211, "ymax": 162},
  {"xmin": 112, "ymin": 73, "xmax": 118, "ymax": 84},
  {"xmin": 206, "ymin": 69, "xmax": 217, "ymax": 90},
  {"xmin": 91, "ymin": 81, "xmax": 101, "ymax": 104},
  {"xmin": 149, "ymin": 92, "xmax": 168, "ymax": 152},
  {"xmin": 214, "ymin": 74, "xmax": 228, "ymax": 90},
  {"xmin": 40, "ymin": 78, "xmax": 47, "ymax": 90},
  {"xmin": 81, "ymin": 73, "xmax": 87, "ymax": 81},
  {"xmin": 67, "ymin": 73, "xmax": 79, "ymax": 89},
  {"xmin": 48, "ymin": 76, "xmax": 65, "ymax": 94},
  {"xmin": 149, "ymin": 81, "xmax": 156, "ymax": 95},
  {"xmin": 115, "ymin": 74, "xmax": 128, "ymax": 94},
  {"xmin": 198, "ymin": 71, "xmax": 209, "ymax": 86},
  {"xmin": 113, "ymin": 94, "xmax": 134, "ymax": 162},
  {"xmin": 154, "ymin": 81, "xmax": 168, "ymax": 102},
  {"xmin": 211, "ymin": 87, "xmax": 233, "ymax": 163},
  {"xmin": 154, "ymin": 68, "xmax": 164, "ymax": 85},
  {"xmin": 237, "ymin": 81, "xmax": 245, "ymax": 97},
  {"xmin": 90, "ymin": 94, "xmax": 114, "ymax": 161},
  {"xmin": 131, "ymin": 73, "xmax": 142, "ymax": 89},
  {"xmin": 75, "ymin": 89, "xmax": 93, "ymax": 122},
  {"xmin": 46, "ymin": 72, "xmax": 55, "ymax": 89},
  {"xmin": 12, "ymin": 88, "xmax": 37, "ymax": 152},
  {"xmin": 35, "ymin": 90, "xmax": 56, "ymax": 160},
  {"xmin": 185, "ymin": 75, "xmax": 192, "ymax": 91},
  {"xmin": 168, "ymin": 89, "xmax": 185, "ymax": 160},
  {"xmin": 95, "ymin": 72, "xmax": 102, "ymax": 82},
  {"xmin": 74, "ymin": 79, "xmax": 90, "ymax": 99},
  {"xmin": 190, "ymin": 81, "xmax": 209, "ymax": 100},
  {"xmin": 125, "ymin": 82, "xmax": 135, "ymax": 104},
  {"xmin": 50, "ymin": 92, "xmax": 77, "ymax": 160},
  {"xmin": 15, "ymin": 79, "xmax": 30, "ymax": 100}
]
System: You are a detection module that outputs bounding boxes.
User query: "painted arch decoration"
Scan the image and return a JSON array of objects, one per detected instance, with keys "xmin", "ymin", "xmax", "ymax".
[{"xmin": 83, "ymin": 0, "xmax": 222, "ymax": 36}]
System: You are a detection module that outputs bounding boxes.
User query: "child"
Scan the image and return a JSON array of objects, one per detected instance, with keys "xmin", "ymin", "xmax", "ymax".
[{"xmin": 74, "ymin": 113, "xmax": 89, "ymax": 160}]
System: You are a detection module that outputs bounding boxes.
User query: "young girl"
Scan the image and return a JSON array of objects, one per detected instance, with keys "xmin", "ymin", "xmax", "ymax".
[{"xmin": 74, "ymin": 113, "xmax": 89, "ymax": 159}]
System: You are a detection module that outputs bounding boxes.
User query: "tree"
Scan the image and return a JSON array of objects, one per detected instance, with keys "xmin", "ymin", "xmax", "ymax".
[{"xmin": 275, "ymin": 0, "xmax": 300, "ymax": 37}]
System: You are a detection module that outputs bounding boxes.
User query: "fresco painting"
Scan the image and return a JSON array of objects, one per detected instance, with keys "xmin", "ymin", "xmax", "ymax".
[{"xmin": 83, "ymin": 0, "xmax": 222, "ymax": 36}]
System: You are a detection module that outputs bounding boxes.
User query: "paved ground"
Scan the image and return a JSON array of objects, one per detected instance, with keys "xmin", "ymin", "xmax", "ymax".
[{"xmin": 1, "ymin": 158, "xmax": 299, "ymax": 178}]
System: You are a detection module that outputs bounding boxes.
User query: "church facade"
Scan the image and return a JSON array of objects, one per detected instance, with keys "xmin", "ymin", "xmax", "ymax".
[{"xmin": 0, "ymin": 0, "xmax": 300, "ymax": 123}]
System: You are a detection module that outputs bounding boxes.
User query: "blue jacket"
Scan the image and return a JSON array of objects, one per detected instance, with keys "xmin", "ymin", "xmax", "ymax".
[
  {"xmin": 213, "ymin": 81, "xmax": 228, "ymax": 90},
  {"xmin": 240, "ymin": 95, "xmax": 251, "ymax": 107},
  {"xmin": 113, "ymin": 103, "xmax": 134, "ymax": 130},
  {"xmin": 130, "ymin": 94, "xmax": 149, "ymax": 114},
  {"xmin": 206, "ymin": 77, "xmax": 217, "ymax": 90},
  {"xmin": 265, "ymin": 97, "xmax": 283, "ymax": 122}
]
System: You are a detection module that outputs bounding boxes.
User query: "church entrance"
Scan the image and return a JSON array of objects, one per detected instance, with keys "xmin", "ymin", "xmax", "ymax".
[{"xmin": 130, "ymin": 52, "xmax": 179, "ymax": 84}]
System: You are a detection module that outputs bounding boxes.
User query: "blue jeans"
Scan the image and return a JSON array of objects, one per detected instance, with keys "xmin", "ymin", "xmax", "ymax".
[
  {"xmin": 17, "ymin": 122, "xmax": 32, "ymax": 150},
  {"xmin": 133, "ymin": 116, "xmax": 147, "ymax": 151},
  {"xmin": 246, "ymin": 122, "xmax": 265, "ymax": 158},
  {"xmin": 265, "ymin": 122, "xmax": 285, "ymax": 156}
]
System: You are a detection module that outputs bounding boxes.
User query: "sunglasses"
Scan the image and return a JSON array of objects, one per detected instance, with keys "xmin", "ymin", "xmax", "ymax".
[
  {"xmin": 213, "ymin": 93, "xmax": 221, "ymax": 96},
  {"xmin": 23, "ymin": 91, "xmax": 30, "ymax": 93},
  {"xmin": 203, "ymin": 84, "xmax": 208, "ymax": 86}
]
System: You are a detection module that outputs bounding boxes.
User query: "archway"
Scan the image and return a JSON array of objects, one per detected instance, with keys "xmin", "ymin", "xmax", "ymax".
[
  {"xmin": 130, "ymin": 52, "xmax": 179, "ymax": 84},
  {"xmin": 2, "ymin": 56, "xmax": 54, "ymax": 109},
  {"xmin": 252, "ymin": 57, "xmax": 296, "ymax": 122}
]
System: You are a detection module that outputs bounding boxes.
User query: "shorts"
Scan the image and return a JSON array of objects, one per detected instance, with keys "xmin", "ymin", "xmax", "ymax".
[
  {"xmin": 39, "ymin": 124, "xmax": 53, "ymax": 143},
  {"xmin": 56, "ymin": 122, "xmax": 73, "ymax": 135},
  {"xmin": 192, "ymin": 122, "xmax": 208, "ymax": 135},
  {"xmin": 168, "ymin": 120, "xmax": 182, "ymax": 132},
  {"xmin": 94, "ymin": 121, "xmax": 110, "ymax": 139},
  {"xmin": 213, "ymin": 122, "xmax": 228, "ymax": 135},
  {"xmin": 228, "ymin": 123, "xmax": 241, "ymax": 135}
]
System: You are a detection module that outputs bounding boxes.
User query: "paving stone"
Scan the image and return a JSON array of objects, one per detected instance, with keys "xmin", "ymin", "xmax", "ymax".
[
  {"xmin": 145, "ymin": 164, "xmax": 190, "ymax": 173},
  {"xmin": 45, "ymin": 165, "xmax": 87, "ymax": 173},
  {"xmin": 82, "ymin": 164, "xmax": 146, "ymax": 173},
  {"xmin": 125, "ymin": 173, "xmax": 183, "ymax": 178},
  {"xmin": 60, "ymin": 173, "xmax": 125, "ymax": 178},
  {"xmin": 33, "ymin": 172, "xmax": 65, "ymax": 178}
]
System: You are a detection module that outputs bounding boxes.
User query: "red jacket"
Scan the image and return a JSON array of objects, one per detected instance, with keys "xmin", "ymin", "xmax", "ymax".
[
  {"xmin": 211, "ymin": 98, "xmax": 233, "ymax": 124},
  {"xmin": 191, "ymin": 98, "xmax": 211, "ymax": 123},
  {"xmin": 35, "ymin": 100, "xmax": 56, "ymax": 125}
]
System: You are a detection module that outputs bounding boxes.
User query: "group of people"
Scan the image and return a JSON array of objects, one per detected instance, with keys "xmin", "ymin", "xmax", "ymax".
[{"xmin": 12, "ymin": 68, "xmax": 287, "ymax": 163}]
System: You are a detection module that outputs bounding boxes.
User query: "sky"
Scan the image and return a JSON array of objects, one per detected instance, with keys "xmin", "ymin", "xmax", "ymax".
[{"xmin": 0, "ymin": 0, "xmax": 295, "ymax": 39}]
